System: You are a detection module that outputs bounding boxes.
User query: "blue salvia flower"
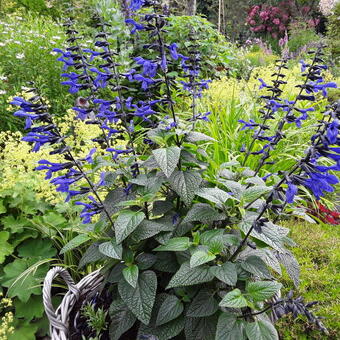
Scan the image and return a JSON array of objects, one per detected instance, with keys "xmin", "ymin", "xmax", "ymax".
[
  {"xmin": 125, "ymin": 19, "xmax": 145, "ymax": 34},
  {"xmin": 238, "ymin": 119, "xmax": 258, "ymax": 131}
]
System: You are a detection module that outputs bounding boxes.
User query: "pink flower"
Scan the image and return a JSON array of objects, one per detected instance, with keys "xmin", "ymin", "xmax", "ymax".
[
  {"xmin": 249, "ymin": 19, "xmax": 256, "ymax": 26},
  {"xmin": 308, "ymin": 18, "xmax": 320, "ymax": 27},
  {"xmin": 273, "ymin": 18, "xmax": 280, "ymax": 25},
  {"xmin": 259, "ymin": 11, "xmax": 269, "ymax": 20},
  {"xmin": 272, "ymin": 32, "xmax": 278, "ymax": 39},
  {"xmin": 279, "ymin": 24, "xmax": 286, "ymax": 31},
  {"xmin": 282, "ymin": 14, "xmax": 289, "ymax": 22},
  {"xmin": 267, "ymin": 25, "xmax": 273, "ymax": 32}
]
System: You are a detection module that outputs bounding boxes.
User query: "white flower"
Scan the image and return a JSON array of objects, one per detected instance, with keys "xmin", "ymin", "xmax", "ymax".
[
  {"xmin": 319, "ymin": 0, "xmax": 340, "ymax": 15},
  {"xmin": 0, "ymin": 76, "xmax": 7, "ymax": 80},
  {"xmin": 16, "ymin": 53, "xmax": 25, "ymax": 59},
  {"xmin": 50, "ymin": 51, "xmax": 57, "ymax": 56},
  {"xmin": 50, "ymin": 40, "xmax": 56, "ymax": 45},
  {"xmin": 0, "ymin": 90, "xmax": 7, "ymax": 95},
  {"xmin": 14, "ymin": 40, "xmax": 21, "ymax": 45},
  {"xmin": 52, "ymin": 36, "xmax": 61, "ymax": 40},
  {"xmin": 0, "ymin": 42, "xmax": 5, "ymax": 47}
]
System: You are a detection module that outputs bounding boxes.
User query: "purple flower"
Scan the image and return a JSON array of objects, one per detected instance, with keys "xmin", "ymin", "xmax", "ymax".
[
  {"xmin": 125, "ymin": 19, "xmax": 145, "ymax": 34},
  {"xmin": 168, "ymin": 43, "xmax": 179, "ymax": 60},
  {"xmin": 286, "ymin": 182, "xmax": 298, "ymax": 203},
  {"xmin": 258, "ymin": 78, "xmax": 268, "ymax": 89}
]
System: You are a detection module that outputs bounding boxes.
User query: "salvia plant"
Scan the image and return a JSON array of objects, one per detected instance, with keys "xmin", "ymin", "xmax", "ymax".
[{"xmin": 12, "ymin": 0, "xmax": 338, "ymax": 339}]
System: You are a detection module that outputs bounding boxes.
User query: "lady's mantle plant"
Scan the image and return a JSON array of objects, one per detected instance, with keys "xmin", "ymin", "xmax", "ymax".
[{"xmin": 12, "ymin": 0, "xmax": 338, "ymax": 339}]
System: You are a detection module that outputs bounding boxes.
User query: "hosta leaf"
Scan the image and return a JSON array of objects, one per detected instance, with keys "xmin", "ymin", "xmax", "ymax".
[
  {"xmin": 241, "ymin": 256, "xmax": 271, "ymax": 279},
  {"xmin": 115, "ymin": 210, "xmax": 145, "ymax": 244},
  {"xmin": 185, "ymin": 131, "xmax": 215, "ymax": 142},
  {"xmin": 123, "ymin": 265, "xmax": 139, "ymax": 288},
  {"xmin": 246, "ymin": 281, "xmax": 282, "ymax": 302},
  {"xmin": 169, "ymin": 170, "xmax": 202, "ymax": 206},
  {"xmin": 190, "ymin": 250, "xmax": 216, "ymax": 268},
  {"xmin": 182, "ymin": 203, "xmax": 225, "ymax": 224},
  {"xmin": 156, "ymin": 295, "xmax": 184, "ymax": 326},
  {"xmin": 109, "ymin": 299, "xmax": 136, "ymax": 340},
  {"xmin": 186, "ymin": 288, "xmax": 218, "ymax": 317},
  {"xmin": 245, "ymin": 320, "xmax": 279, "ymax": 340},
  {"xmin": 184, "ymin": 315, "xmax": 218, "ymax": 340},
  {"xmin": 152, "ymin": 146, "xmax": 181, "ymax": 178},
  {"xmin": 166, "ymin": 261, "xmax": 214, "ymax": 289},
  {"xmin": 154, "ymin": 237, "xmax": 191, "ymax": 252},
  {"xmin": 98, "ymin": 239, "xmax": 122, "ymax": 260},
  {"xmin": 60, "ymin": 234, "xmax": 90, "ymax": 254},
  {"xmin": 219, "ymin": 288, "xmax": 248, "ymax": 308},
  {"xmin": 195, "ymin": 187, "xmax": 232, "ymax": 206},
  {"xmin": 216, "ymin": 313, "xmax": 245, "ymax": 340},
  {"xmin": 118, "ymin": 270, "xmax": 157, "ymax": 325},
  {"xmin": 210, "ymin": 262, "xmax": 237, "ymax": 286},
  {"xmin": 242, "ymin": 186, "xmax": 271, "ymax": 203}
]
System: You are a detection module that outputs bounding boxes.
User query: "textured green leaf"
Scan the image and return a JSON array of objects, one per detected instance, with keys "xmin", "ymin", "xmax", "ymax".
[
  {"xmin": 60, "ymin": 234, "xmax": 90, "ymax": 254},
  {"xmin": 98, "ymin": 239, "xmax": 122, "ymax": 260},
  {"xmin": 246, "ymin": 281, "xmax": 282, "ymax": 302},
  {"xmin": 210, "ymin": 262, "xmax": 237, "ymax": 286},
  {"xmin": 185, "ymin": 131, "xmax": 215, "ymax": 142},
  {"xmin": 245, "ymin": 320, "xmax": 279, "ymax": 340},
  {"xmin": 118, "ymin": 270, "xmax": 157, "ymax": 325},
  {"xmin": 169, "ymin": 170, "xmax": 202, "ymax": 206},
  {"xmin": 107, "ymin": 263, "xmax": 124, "ymax": 283},
  {"xmin": 166, "ymin": 261, "xmax": 214, "ymax": 289},
  {"xmin": 139, "ymin": 316, "xmax": 185, "ymax": 340},
  {"xmin": 195, "ymin": 187, "xmax": 232, "ymax": 206},
  {"xmin": 185, "ymin": 315, "xmax": 218, "ymax": 340},
  {"xmin": 123, "ymin": 265, "xmax": 139, "ymax": 288},
  {"xmin": 156, "ymin": 295, "xmax": 184, "ymax": 326},
  {"xmin": 115, "ymin": 210, "xmax": 145, "ymax": 243},
  {"xmin": 241, "ymin": 256, "xmax": 271, "ymax": 279},
  {"xmin": 182, "ymin": 203, "xmax": 225, "ymax": 224},
  {"xmin": 190, "ymin": 250, "xmax": 216, "ymax": 268},
  {"xmin": 109, "ymin": 299, "xmax": 136, "ymax": 340},
  {"xmin": 154, "ymin": 237, "xmax": 191, "ymax": 252},
  {"xmin": 152, "ymin": 146, "xmax": 181, "ymax": 178},
  {"xmin": 276, "ymin": 250, "xmax": 300, "ymax": 287},
  {"xmin": 219, "ymin": 289, "xmax": 248, "ymax": 308},
  {"xmin": 186, "ymin": 288, "xmax": 218, "ymax": 317},
  {"xmin": 0, "ymin": 231, "xmax": 14, "ymax": 264},
  {"xmin": 101, "ymin": 188, "xmax": 132, "ymax": 220},
  {"xmin": 78, "ymin": 243, "xmax": 105, "ymax": 269},
  {"xmin": 216, "ymin": 313, "xmax": 245, "ymax": 340},
  {"xmin": 136, "ymin": 253, "xmax": 157, "ymax": 270},
  {"xmin": 153, "ymin": 252, "xmax": 178, "ymax": 273},
  {"xmin": 242, "ymin": 186, "xmax": 271, "ymax": 203},
  {"xmin": 152, "ymin": 200, "xmax": 173, "ymax": 215},
  {"xmin": 131, "ymin": 219, "xmax": 173, "ymax": 242},
  {"xmin": 219, "ymin": 179, "xmax": 243, "ymax": 197}
]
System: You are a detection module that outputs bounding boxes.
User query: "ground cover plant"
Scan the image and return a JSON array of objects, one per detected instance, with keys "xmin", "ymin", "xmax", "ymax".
[{"xmin": 8, "ymin": 1, "xmax": 340, "ymax": 340}]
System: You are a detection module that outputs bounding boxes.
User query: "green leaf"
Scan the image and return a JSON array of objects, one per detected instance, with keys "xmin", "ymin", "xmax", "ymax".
[
  {"xmin": 14, "ymin": 295, "xmax": 44, "ymax": 321},
  {"xmin": 210, "ymin": 262, "xmax": 237, "ymax": 286},
  {"xmin": 118, "ymin": 270, "xmax": 157, "ymax": 325},
  {"xmin": 0, "ymin": 231, "xmax": 14, "ymax": 264},
  {"xmin": 135, "ymin": 253, "xmax": 157, "ymax": 270},
  {"xmin": 154, "ymin": 237, "xmax": 191, "ymax": 252},
  {"xmin": 241, "ymin": 256, "xmax": 271, "ymax": 279},
  {"xmin": 216, "ymin": 313, "xmax": 245, "ymax": 340},
  {"xmin": 166, "ymin": 261, "xmax": 214, "ymax": 289},
  {"xmin": 139, "ymin": 316, "xmax": 185, "ymax": 340},
  {"xmin": 195, "ymin": 187, "xmax": 232, "ymax": 206},
  {"xmin": 131, "ymin": 219, "xmax": 173, "ymax": 242},
  {"xmin": 109, "ymin": 299, "xmax": 136, "ymax": 340},
  {"xmin": 219, "ymin": 289, "xmax": 248, "ymax": 308},
  {"xmin": 0, "ymin": 200, "xmax": 7, "ymax": 214},
  {"xmin": 182, "ymin": 203, "xmax": 225, "ymax": 224},
  {"xmin": 78, "ymin": 243, "xmax": 105, "ymax": 269},
  {"xmin": 245, "ymin": 320, "xmax": 279, "ymax": 340},
  {"xmin": 246, "ymin": 281, "xmax": 282, "ymax": 302},
  {"xmin": 169, "ymin": 170, "xmax": 202, "ymax": 206},
  {"xmin": 190, "ymin": 250, "xmax": 216, "ymax": 268},
  {"xmin": 115, "ymin": 210, "xmax": 145, "ymax": 244},
  {"xmin": 156, "ymin": 295, "xmax": 184, "ymax": 326},
  {"xmin": 98, "ymin": 239, "xmax": 122, "ymax": 260},
  {"xmin": 186, "ymin": 288, "xmax": 218, "ymax": 317},
  {"xmin": 60, "ymin": 234, "xmax": 90, "ymax": 254},
  {"xmin": 185, "ymin": 315, "xmax": 218, "ymax": 340},
  {"xmin": 123, "ymin": 265, "xmax": 139, "ymax": 288},
  {"xmin": 185, "ymin": 131, "xmax": 215, "ymax": 142},
  {"xmin": 17, "ymin": 238, "xmax": 57, "ymax": 259},
  {"xmin": 242, "ymin": 186, "xmax": 271, "ymax": 203},
  {"xmin": 152, "ymin": 146, "xmax": 181, "ymax": 178},
  {"xmin": 276, "ymin": 250, "xmax": 300, "ymax": 287},
  {"xmin": 101, "ymin": 188, "xmax": 133, "ymax": 220}
]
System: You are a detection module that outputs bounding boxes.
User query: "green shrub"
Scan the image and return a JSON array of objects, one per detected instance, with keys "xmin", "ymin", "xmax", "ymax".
[
  {"xmin": 327, "ymin": 2, "xmax": 340, "ymax": 68},
  {"xmin": 277, "ymin": 221, "xmax": 340, "ymax": 339},
  {"xmin": 0, "ymin": 14, "xmax": 72, "ymax": 131}
]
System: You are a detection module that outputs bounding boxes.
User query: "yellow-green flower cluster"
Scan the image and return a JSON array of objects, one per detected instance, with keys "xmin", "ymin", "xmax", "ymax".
[{"xmin": 0, "ymin": 293, "xmax": 14, "ymax": 340}]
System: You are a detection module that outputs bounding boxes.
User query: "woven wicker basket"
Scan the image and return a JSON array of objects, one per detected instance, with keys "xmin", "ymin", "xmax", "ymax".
[{"xmin": 43, "ymin": 267, "xmax": 104, "ymax": 340}]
